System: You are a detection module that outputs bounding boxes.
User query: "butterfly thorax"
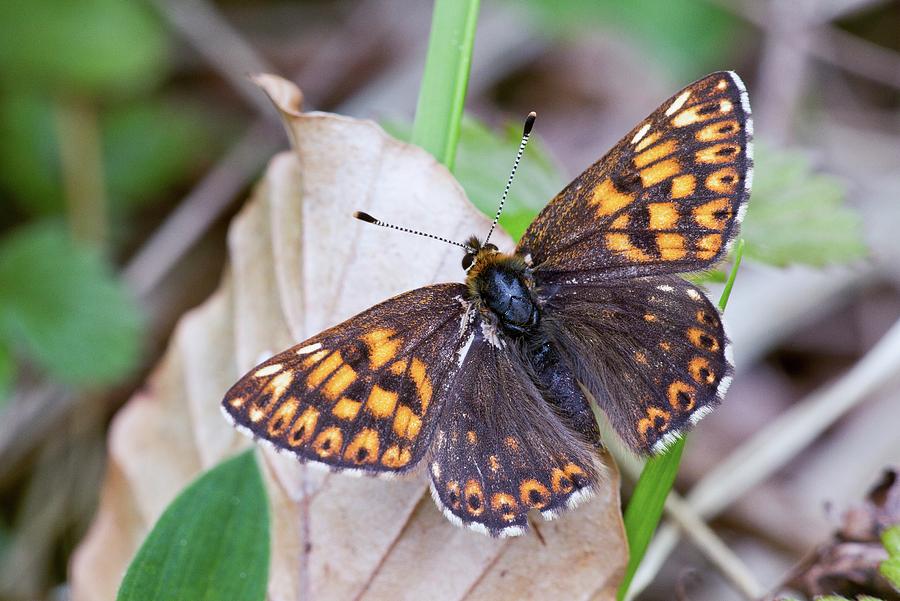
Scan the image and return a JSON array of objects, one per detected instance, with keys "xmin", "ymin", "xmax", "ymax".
[{"xmin": 465, "ymin": 245, "xmax": 539, "ymax": 337}]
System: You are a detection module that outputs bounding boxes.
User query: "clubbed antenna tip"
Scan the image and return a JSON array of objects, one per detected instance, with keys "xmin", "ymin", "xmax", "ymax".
[
  {"xmin": 353, "ymin": 211, "xmax": 377, "ymax": 224},
  {"xmin": 524, "ymin": 111, "xmax": 537, "ymax": 136}
]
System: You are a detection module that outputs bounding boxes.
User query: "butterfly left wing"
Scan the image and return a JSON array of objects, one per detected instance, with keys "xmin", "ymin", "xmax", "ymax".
[
  {"xmin": 222, "ymin": 283, "xmax": 471, "ymax": 475},
  {"xmin": 539, "ymin": 274, "xmax": 731, "ymax": 455},
  {"xmin": 427, "ymin": 328, "xmax": 610, "ymax": 536},
  {"xmin": 517, "ymin": 71, "xmax": 752, "ymax": 280}
]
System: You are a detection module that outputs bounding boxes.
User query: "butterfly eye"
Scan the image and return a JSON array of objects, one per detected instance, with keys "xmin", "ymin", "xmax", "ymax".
[{"xmin": 462, "ymin": 253, "xmax": 475, "ymax": 270}]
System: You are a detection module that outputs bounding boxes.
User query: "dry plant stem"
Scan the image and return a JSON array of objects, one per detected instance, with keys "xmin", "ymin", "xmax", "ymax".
[
  {"xmin": 709, "ymin": 0, "xmax": 900, "ymax": 89},
  {"xmin": 55, "ymin": 97, "xmax": 108, "ymax": 249},
  {"xmin": 629, "ymin": 315, "xmax": 900, "ymax": 596},
  {"xmin": 149, "ymin": 0, "xmax": 277, "ymax": 116}
]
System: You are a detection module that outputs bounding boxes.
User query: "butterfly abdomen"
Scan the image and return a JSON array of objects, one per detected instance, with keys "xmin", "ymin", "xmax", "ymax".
[{"xmin": 466, "ymin": 251, "xmax": 539, "ymax": 337}]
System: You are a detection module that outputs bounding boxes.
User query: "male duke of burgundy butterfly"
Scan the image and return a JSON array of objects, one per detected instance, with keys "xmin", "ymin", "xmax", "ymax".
[{"xmin": 222, "ymin": 71, "xmax": 752, "ymax": 537}]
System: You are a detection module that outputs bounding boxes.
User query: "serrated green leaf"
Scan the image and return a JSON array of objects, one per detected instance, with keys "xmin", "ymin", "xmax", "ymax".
[
  {"xmin": 742, "ymin": 144, "xmax": 867, "ymax": 267},
  {"xmin": 0, "ymin": 0, "xmax": 168, "ymax": 95},
  {"xmin": 117, "ymin": 450, "xmax": 269, "ymax": 601},
  {"xmin": 385, "ymin": 115, "xmax": 564, "ymax": 240},
  {"xmin": 517, "ymin": 0, "xmax": 746, "ymax": 79},
  {"xmin": 0, "ymin": 221, "xmax": 143, "ymax": 384}
]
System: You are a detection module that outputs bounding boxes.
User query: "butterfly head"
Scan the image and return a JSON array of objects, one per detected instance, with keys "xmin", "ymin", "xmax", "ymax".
[{"xmin": 461, "ymin": 236, "xmax": 499, "ymax": 271}]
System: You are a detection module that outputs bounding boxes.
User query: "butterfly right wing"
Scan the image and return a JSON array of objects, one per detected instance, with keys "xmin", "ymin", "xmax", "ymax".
[
  {"xmin": 517, "ymin": 71, "xmax": 751, "ymax": 280},
  {"xmin": 428, "ymin": 328, "xmax": 610, "ymax": 536},
  {"xmin": 222, "ymin": 283, "xmax": 472, "ymax": 476}
]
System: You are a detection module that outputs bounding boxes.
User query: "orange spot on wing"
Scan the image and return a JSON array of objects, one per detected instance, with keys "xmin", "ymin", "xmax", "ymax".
[
  {"xmin": 446, "ymin": 481, "xmax": 462, "ymax": 509},
  {"xmin": 689, "ymin": 356, "xmax": 716, "ymax": 385},
  {"xmin": 638, "ymin": 407, "xmax": 671, "ymax": 442},
  {"xmin": 590, "ymin": 178, "xmax": 636, "ymax": 217},
  {"xmin": 606, "ymin": 233, "xmax": 651, "ymax": 262},
  {"xmin": 639, "ymin": 158, "xmax": 680, "ymax": 187},
  {"xmin": 306, "ymin": 352, "xmax": 342, "ymax": 389},
  {"xmin": 388, "ymin": 359, "xmax": 407, "ymax": 376},
  {"xmin": 635, "ymin": 351, "xmax": 649, "ymax": 365},
  {"xmin": 393, "ymin": 405, "xmax": 422, "ymax": 440},
  {"xmin": 504, "ymin": 436, "xmax": 520, "ymax": 452},
  {"xmin": 697, "ymin": 119, "xmax": 740, "ymax": 142},
  {"xmin": 671, "ymin": 174, "xmax": 696, "ymax": 199},
  {"xmin": 657, "ymin": 233, "xmax": 687, "ymax": 260},
  {"xmin": 667, "ymin": 380, "xmax": 697, "ymax": 411},
  {"xmin": 551, "ymin": 468, "xmax": 574, "ymax": 494},
  {"xmin": 322, "ymin": 364, "xmax": 357, "ymax": 400},
  {"xmin": 332, "ymin": 397, "xmax": 362, "ymax": 420},
  {"xmin": 464, "ymin": 480, "xmax": 486, "ymax": 516},
  {"xmin": 489, "ymin": 455, "xmax": 501, "ymax": 473},
  {"xmin": 693, "ymin": 198, "xmax": 732, "ymax": 230},
  {"xmin": 491, "ymin": 492, "xmax": 519, "ymax": 522},
  {"xmin": 519, "ymin": 479, "xmax": 551, "ymax": 509},
  {"xmin": 634, "ymin": 139, "xmax": 677, "ymax": 168},
  {"xmin": 409, "ymin": 358, "xmax": 433, "ymax": 409},
  {"xmin": 705, "ymin": 167, "xmax": 739, "ymax": 194},
  {"xmin": 312, "ymin": 426, "xmax": 343, "ymax": 458},
  {"xmin": 267, "ymin": 398, "xmax": 299, "ymax": 436},
  {"xmin": 635, "ymin": 131, "xmax": 661, "ymax": 152},
  {"xmin": 344, "ymin": 428, "xmax": 380, "ymax": 464},
  {"xmin": 648, "ymin": 202, "xmax": 679, "ymax": 229},
  {"xmin": 381, "ymin": 444, "xmax": 412, "ymax": 468},
  {"xmin": 610, "ymin": 214, "xmax": 630, "ymax": 229},
  {"xmin": 466, "ymin": 431, "xmax": 477, "ymax": 444},
  {"xmin": 365, "ymin": 385, "xmax": 398, "ymax": 418},
  {"xmin": 288, "ymin": 406, "xmax": 319, "ymax": 446},
  {"xmin": 687, "ymin": 327, "xmax": 720, "ymax": 352},
  {"xmin": 361, "ymin": 328, "xmax": 400, "ymax": 369},
  {"xmin": 696, "ymin": 143, "xmax": 741, "ymax": 164},
  {"xmin": 696, "ymin": 233, "xmax": 723, "ymax": 260}
]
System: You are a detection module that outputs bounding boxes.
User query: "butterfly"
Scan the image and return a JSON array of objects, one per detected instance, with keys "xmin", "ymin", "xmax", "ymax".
[{"xmin": 222, "ymin": 71, "xmax": 752, "ymax": 537}]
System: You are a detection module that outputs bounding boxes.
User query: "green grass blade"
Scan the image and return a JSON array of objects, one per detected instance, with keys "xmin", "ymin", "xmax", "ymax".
[
  {"xmin": 411, "ymin": 0, "xmax": 480, "ymax": 169},
  {"xmin": 117, "ymin": 450, "xmax": 269, "ymax": 601},
  {"xmin": 617, "ymin": 240, "xmax": 746, "ymax": 600}
]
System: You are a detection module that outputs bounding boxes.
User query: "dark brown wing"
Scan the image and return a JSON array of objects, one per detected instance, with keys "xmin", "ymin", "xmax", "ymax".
[
  {"xmin": 427, "ymin": 329, "xmax": 610, "ymax": 536},
  {"xmin": 538, "ymin": 274, "xmax": 732, "ymax": 454},
  {"xmin": 222, "ymin": 283, "xmax": 471, "ymax": 476},
  {"xmin": 517, "ymin": 71, "xmax": 752, "ymax": 281}
]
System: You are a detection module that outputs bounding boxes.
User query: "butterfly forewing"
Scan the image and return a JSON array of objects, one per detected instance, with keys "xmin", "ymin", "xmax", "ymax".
[
  {"xmin": 428, "ymin": 330, "xmax": 609, "ymax": 536},
  {"xmin": 540, "ymin": 274, "xmax": 731, "ymax": 454},
  {"xmin": 517, "ymin": 71, "xmax": 752, "ymax": 280},
  {"xmin": 222, "ymin": 283, "xmax": 471, "ymax": 475}
]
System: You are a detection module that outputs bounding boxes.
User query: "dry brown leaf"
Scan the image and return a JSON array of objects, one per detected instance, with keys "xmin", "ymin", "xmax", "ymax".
[{"xmin": 70, "ymin": 74, "xmax": 627, "ymax": 601}]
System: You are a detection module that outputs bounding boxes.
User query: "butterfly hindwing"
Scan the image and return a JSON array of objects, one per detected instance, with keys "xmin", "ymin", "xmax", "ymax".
[
  {"xmin": 539, "ymin": 274, "xmax": 731, "ymax": 454},
  {"xmin": 428, "ymin": 329, "xmax": 609, "ymax": 536},
  {"xmin": 222, "ymin": 283, "xmax": 470, "ymax": 475},
  {"xmin": 517, "ymin": 71, "xmax": 752, "ymax": 280}
]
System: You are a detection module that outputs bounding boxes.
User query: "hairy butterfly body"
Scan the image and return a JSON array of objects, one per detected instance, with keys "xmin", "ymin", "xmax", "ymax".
[{"xmin": 222, "ymin": 71, "xmax": 752, "ymax": 536}]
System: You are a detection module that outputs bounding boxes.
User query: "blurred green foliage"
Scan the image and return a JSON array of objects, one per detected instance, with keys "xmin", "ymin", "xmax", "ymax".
[
  {"xmin": 881, "ymin": 525, "xmax": 900, "ymax": 590},
  {"xmin": 0, "ymin": 0, "xmax": 168, "ymax": 95},
  {"xmin": 742, "ymin": 144, "xmax": 867, "ymax": 266},
  {"xmin": 117, "ymin": 450, "xmax": 269, "ymax": 601},
  {"xmin": 0, "ymin": 222, "xmax": 143, "ymax": 385},
  {"xmin": 518, "ymin": 0, "xmax": 748, "ymax": 81},
  {"xmin": 0, "ymin": 0, "xmax": 236, "ymax": 399}
]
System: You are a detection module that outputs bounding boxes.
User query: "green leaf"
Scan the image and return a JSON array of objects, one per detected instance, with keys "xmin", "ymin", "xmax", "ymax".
[
  {"xmin": 742, "ymin": 144, "xmax": 867, "ymax": 267},
  {"xmin": 411, "ymin": 0, "xmax": 481, "ymax": 170},
  {"xmin": 103, "ymin": 98, "xmax": 230, "ymax": 211},
  {"xmin": 0, "ymin": 0, "xmax": 168, "ymax": 95},
  {"xmin": 0, "ymin": 94, "xmax": 227, "ymax": 217},
  {"xmin": 881, "ymin": 525, "xmax": 900, "ymax": 589},
  {"xmin": 117, "ymin": 450, "xmax": 269, "ymax": 601},
  {"xmin": 0, "ymin": 221, "xmax": 143, "ymax": 384},
  {"xmin": 385, "ymin": 116, "xmax": 564, "ymax": 240},
  {"xmin": 0, "ymin": 343, "xmax": 13, "ymax": 406},
  {"xmin": 617, "ymin": 241, "xmax": 745, "ymax": 601},
  {"xmin": 517, "ymin": 0, "xmax": 746, "ymax": 80}
]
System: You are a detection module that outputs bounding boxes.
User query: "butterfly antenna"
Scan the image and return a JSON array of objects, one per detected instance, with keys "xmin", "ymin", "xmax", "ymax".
[
  {"xmin": 484, "ymin": 111, "xmax": 536, "ymax": 246},
  {"xmin": 353, "ymin": 211, "xmax": 476, "ymax": 252}
]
